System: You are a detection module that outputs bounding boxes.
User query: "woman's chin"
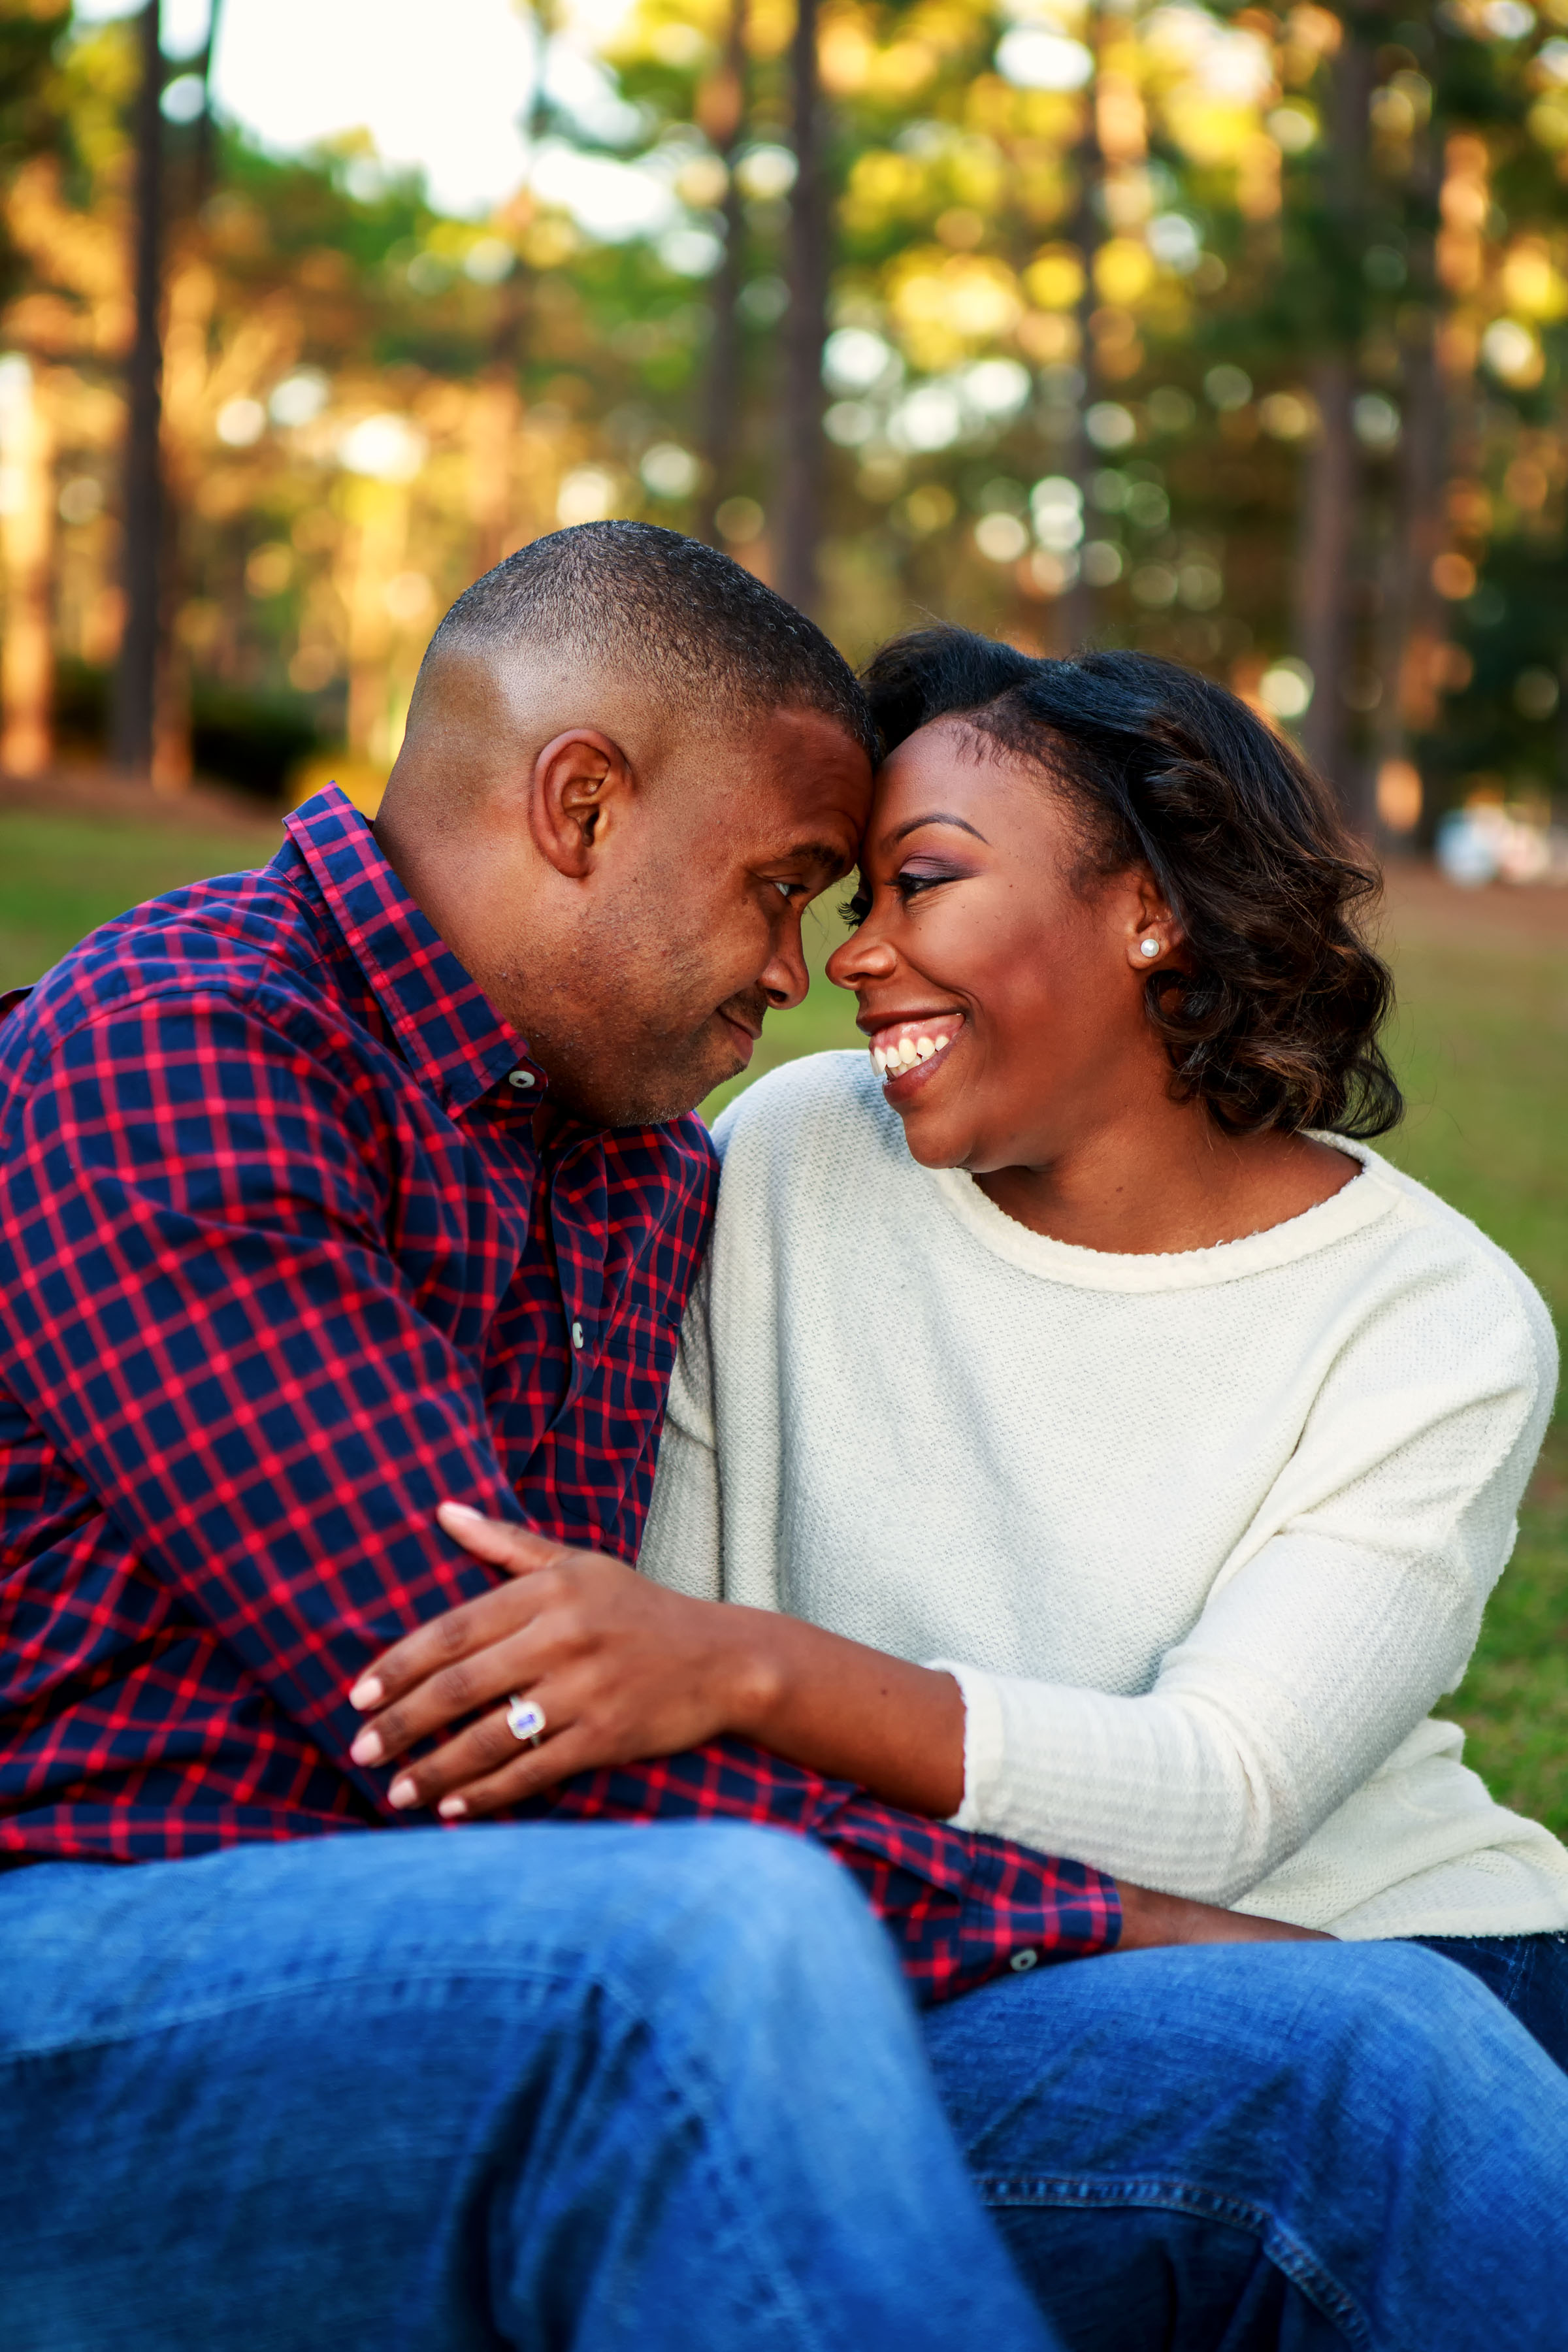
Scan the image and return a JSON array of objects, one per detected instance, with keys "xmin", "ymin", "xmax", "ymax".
[{"xmin": 891, "ymin": 1104, "xmax": 973, "ymax": 1171}]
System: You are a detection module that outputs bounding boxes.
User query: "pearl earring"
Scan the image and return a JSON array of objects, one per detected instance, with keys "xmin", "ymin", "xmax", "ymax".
[{"xmin": 1139, "ymin": 938, "xmax": 1160, "ymax": 958}]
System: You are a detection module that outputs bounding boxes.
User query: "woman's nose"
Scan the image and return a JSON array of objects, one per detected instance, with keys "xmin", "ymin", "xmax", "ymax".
[{"xmin": 826, "ymin": 930, "xmax": 897, "ymax": 989}]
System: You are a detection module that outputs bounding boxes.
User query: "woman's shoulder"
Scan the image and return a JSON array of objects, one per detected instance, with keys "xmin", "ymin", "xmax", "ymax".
[
  {"xmin": 1341, "ymin": 1141, "xmax": 1558, "ymax": 1394},
  {"xmin": 701, "ymin": 1052, "xmax": 923, "ymax": 1301},
  {"xmin": 710, "ymin": 1049, "xmax": 911, "ymax": 1196}
]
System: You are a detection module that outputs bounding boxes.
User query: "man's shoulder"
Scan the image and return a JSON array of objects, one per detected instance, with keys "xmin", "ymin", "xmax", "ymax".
[{"xmin": 3, "ymin": 853, "xmax": 340, "ymax": 1064}]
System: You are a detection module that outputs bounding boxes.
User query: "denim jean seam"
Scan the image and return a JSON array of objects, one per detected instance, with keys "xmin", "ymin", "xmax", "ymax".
[
  {"xmin": 970, "ymin": 2172, "xmax": 1373, "ymax": 2349},
  {"xmin": 3, "ymin": 1960, "xmax": 839, "ymax": 2351},
  {"xmin": 0, "ymin": 1959, "xmax": 614, "ymax": 2065}
]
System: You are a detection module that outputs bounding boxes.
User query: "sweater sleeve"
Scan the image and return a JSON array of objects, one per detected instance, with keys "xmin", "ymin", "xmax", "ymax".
[
  {"xmin": 936, "ymin": 1272, "xmax": 1556, "ymax": 1905},
  {"xmin": 638, "ymin": 1258, "xmax": 724, "ymax": 1600}
]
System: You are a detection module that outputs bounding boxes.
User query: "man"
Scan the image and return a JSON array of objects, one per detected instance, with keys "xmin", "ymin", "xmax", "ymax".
[{"xmin": 1, "ymin": 525, "xmax": 1565, "ymax": 2352}]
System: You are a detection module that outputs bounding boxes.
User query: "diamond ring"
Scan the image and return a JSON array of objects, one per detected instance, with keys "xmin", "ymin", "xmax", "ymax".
[{"xmin": 505, "ymin": 1693, "xmax": 547, "ymax": 1747}]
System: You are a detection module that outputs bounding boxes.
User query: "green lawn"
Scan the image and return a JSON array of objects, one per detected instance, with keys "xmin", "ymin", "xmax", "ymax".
[
  {"xmin": 4, "ymin": 804, "xmax": 1564, "ymax": 1831},
  {"xmin": 0, "ymin": 806, "xmax": 283, "ymax": 994}
]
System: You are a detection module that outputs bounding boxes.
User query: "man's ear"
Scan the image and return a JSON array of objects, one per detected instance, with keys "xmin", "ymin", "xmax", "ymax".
[{"xmin": 529, "ymin": 729, "xmax": 635, "ymax": 879}]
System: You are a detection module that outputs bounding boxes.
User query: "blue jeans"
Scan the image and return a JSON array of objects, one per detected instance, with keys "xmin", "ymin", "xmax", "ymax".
[
  {"xmin": 924, "ymin": 1940, "xmax": 1568, "ymax": 2350},
  {"xmin": 6, "ymin": 1846, "xmax": 1568, "ymax": 2352},
  {"xmin": 0, "ymin": 1826, "xmax": 1058, "ymax": 2352},
  {"xmin": 1411, "ymin": 1932, "xmax": 1568, "ymax": 2072}
]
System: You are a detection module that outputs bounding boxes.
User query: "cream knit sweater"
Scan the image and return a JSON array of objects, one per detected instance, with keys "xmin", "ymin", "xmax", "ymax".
[{"xmin": 640, "ymin": 1050, "xmax": 1567, "ymax": 1939}]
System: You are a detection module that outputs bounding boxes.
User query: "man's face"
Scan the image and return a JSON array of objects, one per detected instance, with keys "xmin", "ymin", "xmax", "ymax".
[{"xmin": 525, "ymin": 706, "xmax": 872, "ymax": 1128}]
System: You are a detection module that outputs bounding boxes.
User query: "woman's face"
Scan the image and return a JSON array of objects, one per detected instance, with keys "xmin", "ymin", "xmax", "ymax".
[{"xmin": 826, "ymin": 717, "xmax": 1178, "ymax": 1173}]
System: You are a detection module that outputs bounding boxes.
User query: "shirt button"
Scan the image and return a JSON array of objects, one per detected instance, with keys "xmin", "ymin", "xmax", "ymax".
[
  {"xmin": 571, "ymin": 1321, "xmax": 584, "ymax": 1350},
  {"xmin": 508, "ymin": 1068, "xmax": 536, "ymax": 1090},
  {"xmin": 1009, "ymin": 1948, "xmax": 1040, "ymax": 1973}
]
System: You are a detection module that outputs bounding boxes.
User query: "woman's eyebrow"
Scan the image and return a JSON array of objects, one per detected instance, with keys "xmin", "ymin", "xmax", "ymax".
[{"xmin": 887, "ymin": 811, "xmax": 990, "ymax": 845}]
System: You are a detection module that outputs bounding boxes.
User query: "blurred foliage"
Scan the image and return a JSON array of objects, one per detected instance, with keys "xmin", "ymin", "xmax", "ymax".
[{"xmin": 1, "ymin": 0, "xmax": 1567, "ymax": 823}]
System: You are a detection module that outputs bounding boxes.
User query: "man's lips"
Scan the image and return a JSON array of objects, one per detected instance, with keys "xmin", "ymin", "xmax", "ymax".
[
  {"xmin": 862, "ymin": 1012, "xmax": 964, "ymax": 1096},
  {"xmin": 717, "ymin": 1006, "xmax": 762, "ymax": 1062}
]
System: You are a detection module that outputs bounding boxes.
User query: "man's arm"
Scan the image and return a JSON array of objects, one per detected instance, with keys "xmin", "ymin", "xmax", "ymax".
[
  {"xmin": 0, "ymin": 990, "xmax": 521, "ymax": 1798},
  {"xmin": 350, "ymin": 1510, "xmax": 1330, "ymax": 1987}
]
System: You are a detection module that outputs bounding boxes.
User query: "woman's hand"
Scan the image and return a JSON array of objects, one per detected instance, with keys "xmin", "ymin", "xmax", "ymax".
[
  {"xmin": 348, "ymin": 1501, "xmax": 967, "ymax": 1821},
  {"xmin": 347, "ymin": 1503, "xmax": 776, "ymax": 1819}
]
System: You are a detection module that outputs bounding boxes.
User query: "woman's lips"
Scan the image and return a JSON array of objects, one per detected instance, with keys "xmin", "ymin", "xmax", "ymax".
[{"xmin": 866, "ymin": 1013, "xmax": 964, "ymax": 1095}]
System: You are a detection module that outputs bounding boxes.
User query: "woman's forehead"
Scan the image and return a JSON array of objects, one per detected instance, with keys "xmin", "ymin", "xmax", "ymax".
[{"xmin": 867, "ymin": 719, "xmax": 1047, "ymax": 834}]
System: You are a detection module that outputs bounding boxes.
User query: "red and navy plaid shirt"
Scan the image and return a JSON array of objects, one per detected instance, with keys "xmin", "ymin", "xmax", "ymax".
[{"xmin": 0, "ymin": 785, "xmax": 1117, "ymax": 1999}]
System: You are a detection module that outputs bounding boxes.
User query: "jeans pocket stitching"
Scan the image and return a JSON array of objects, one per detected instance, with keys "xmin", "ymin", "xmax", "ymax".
[{"xmin": 969, "ymin": 2172, "xmax": 1373, "ymax": 2349}]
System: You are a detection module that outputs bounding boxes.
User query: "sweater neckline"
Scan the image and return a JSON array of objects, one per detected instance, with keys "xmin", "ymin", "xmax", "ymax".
[{"xmin": 928, "ymin": 1137, "xmax": 1401, "ymax": 1292}]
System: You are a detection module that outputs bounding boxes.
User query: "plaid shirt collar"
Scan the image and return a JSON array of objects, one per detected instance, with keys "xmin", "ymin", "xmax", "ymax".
[{"xmin": 284, "ymin": 785, "xmax": 540, "ymax": 1118}]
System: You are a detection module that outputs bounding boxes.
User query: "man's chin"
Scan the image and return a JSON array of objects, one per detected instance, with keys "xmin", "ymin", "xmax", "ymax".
[
  {"xmin": 600, "ymin": 1046, "xmax": 748, "ymax": 1130},
  {"xmin": 551, "ymin": 1015, "xmax": 756, "ymax": 1130}
]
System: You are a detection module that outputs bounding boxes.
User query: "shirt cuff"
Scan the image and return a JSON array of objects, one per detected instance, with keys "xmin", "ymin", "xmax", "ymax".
[{"xmin": 927, "ymin": 1659, "xmax": 1007, "ymax": 1833}]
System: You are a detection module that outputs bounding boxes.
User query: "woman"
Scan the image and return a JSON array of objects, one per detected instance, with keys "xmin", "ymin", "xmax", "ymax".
[{"xmin": 632, "ymin": 630, "xmax": 1567, "ymax": 2057}]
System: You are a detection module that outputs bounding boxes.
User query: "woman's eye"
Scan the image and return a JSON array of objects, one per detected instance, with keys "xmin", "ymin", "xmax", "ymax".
[{"xmin": 894, "ymin": 866, "xmax": 956, "ymax": 901}]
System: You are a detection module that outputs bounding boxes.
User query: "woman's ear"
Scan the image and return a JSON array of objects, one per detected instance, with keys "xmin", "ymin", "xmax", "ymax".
[
  {"xmin": 529, "ymin": 729, "xmax": 635, "ymax": 879},
  {"xmin": 1122, "ymin": 867, "xmax": 1184, "ymax": 973}
]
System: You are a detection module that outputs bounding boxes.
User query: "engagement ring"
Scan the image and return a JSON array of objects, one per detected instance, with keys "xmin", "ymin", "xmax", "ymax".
[{"xmin": 505, "ymin": 1693, "xmax": 546, "ymax": 1747}]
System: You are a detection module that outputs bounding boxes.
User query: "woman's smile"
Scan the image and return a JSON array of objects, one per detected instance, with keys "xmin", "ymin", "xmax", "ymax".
[{"xmin": 864, "ymin": 1011, "xmax": 965, "ymax": 1089}]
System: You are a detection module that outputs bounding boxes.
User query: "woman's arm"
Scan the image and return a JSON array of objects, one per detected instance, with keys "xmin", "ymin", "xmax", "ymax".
[
  {"xmin": 930, "ymin": 1290, "xmax": 1554, "ymax": 1903},
  {"xmin": 366, "ymin": 1273, "xmax": 1548, "ymax": 1920},
  {"xmin": 347, "ymin": 1505, "xmax": 1328, "ymax": 1946}
]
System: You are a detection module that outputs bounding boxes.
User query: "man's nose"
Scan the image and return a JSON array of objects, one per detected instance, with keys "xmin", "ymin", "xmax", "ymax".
[{"xmin": 760, "ymin": 919, "xmax": 810, "ymax": 1009}]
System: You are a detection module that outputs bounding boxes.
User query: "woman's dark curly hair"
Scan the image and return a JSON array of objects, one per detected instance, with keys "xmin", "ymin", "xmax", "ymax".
[{"xmin": 860, "ymin": 627, "xmax": 1403, "ymax": 1140}]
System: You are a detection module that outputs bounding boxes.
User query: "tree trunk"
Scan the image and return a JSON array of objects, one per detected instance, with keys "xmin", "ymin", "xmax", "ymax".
[
  {"xmin": 0, "ymin": 356, "xmax": 56, "ymax": 778},
  {"xmin": 1294, "ymin": 11, "xmax": 1377, "ymax": 828},
  {"xmin": 1377, "ymin": 314, "xmax": 1445, "ymax": 812},
  {"xmin": 1376, "ymin": 35, "xmax": 1448, "ymax": 840},
  {"xmin": 195, "ymin": 0, "xmax": 223, "ymax": 206},
  {"xmin": 112, "ymin": 0, "xmax": 165, "ymax": 777},
  {"xmin": 1058, "ymin": 63, "xmax": 1102, "ymax": 657},
  {"xmin": 698, "ymin": 0, "xmax": 749, "ymax": 548},
  {"xmin": 1296, "ymin": 353, "xmax": 1356, "ymax": 806},
  {"xmin": 777, "ymin": 0, "xmax": 826, "ymax": 613}
]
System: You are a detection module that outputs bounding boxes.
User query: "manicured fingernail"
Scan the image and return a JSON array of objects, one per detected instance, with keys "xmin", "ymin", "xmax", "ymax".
[
  {"xmin": 350, "ymin": 1729, "xmax": 383, "ymax": 1766},
  {"xmin": 388, "ymin": 1776, "xmax": 418, "ymax": 1810},
  {"xmin": 438, "ymin": 1796, "xmax": 468, "ymax": 1820},
  {"xmin": 438, "ymin": 1501, "xmax": 483, "ymax": 1524},
  {"xmin": 348, "ymin": 1676, "xmax": 383, "ymax": 1711}
]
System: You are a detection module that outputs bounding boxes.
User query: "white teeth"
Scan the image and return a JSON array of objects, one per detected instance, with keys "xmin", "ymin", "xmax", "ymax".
[{"xmin": 875, "ymin": 1024, "xmax": 959, "ymax": 1078}]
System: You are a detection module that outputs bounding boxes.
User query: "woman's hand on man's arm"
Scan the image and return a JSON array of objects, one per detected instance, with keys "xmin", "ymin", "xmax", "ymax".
[
  {"xmin": 346, "ymin": 1505, "xmax": 1331, "ymax": 1950},
  {"xmin": 347, "ymin": 1502, "xmax": 968, "ymax": 1820}
]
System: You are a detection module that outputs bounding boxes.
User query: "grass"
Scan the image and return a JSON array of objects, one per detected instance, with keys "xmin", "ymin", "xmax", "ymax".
[
  {"xmin": 0, "ymin": 806, "xmax": 282, "ymax": 993},
  {"xmin": 4, "ymin": 806, "xmax": 1565, "ymax": 1831}
]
